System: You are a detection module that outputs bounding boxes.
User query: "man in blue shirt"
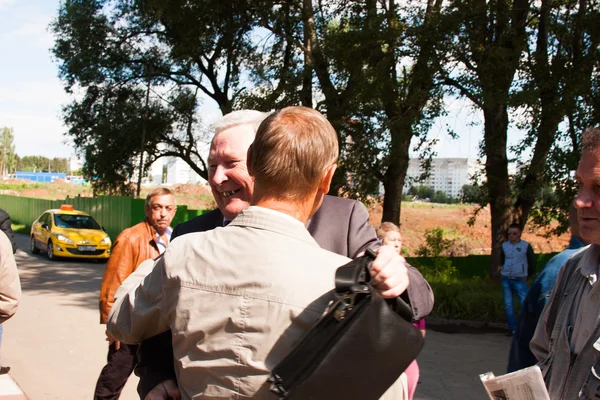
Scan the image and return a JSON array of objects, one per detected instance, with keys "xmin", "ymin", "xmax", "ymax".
[
  {"xmin": 507, "ymin": 205, "xmax": 587, "ymax": 372},
  {"xmin": 501, "ymin": 224, "xmax": 536, "ymax": 336}
]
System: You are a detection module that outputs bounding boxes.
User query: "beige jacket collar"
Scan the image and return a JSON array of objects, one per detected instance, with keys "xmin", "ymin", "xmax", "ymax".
[{"xmin": 229, "ymin": 206, "xmax": 318, "ymax": 247}]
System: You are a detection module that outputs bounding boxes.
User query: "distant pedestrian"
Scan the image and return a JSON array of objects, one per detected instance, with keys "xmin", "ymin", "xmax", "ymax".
[
  {"xmin": 377, "ymin": 222, "xmax": 425, "ymax": 400},
  {"xmin": 507, "ymin": 204, "xmax": 586, "ymax": 372},
  {"xmin": 95, "ymin": 187, "xmax": 176, "ymax": 400},
  {"xmin": 0, "ymin": 230, "xmax": 21, "ymax": 374},
  {"xmin": 500, "ymin": 223, "xmax": 536, "ymax": 336},
  {"xmin": 377, "ymin": 222, "xmax": 403, "ymax": 254},
  {"xmin": 0, "ymin": 208, "xmax": 16, "ymax": 254}
]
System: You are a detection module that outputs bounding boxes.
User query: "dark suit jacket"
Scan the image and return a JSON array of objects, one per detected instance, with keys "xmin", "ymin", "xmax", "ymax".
[{"xmin": 135, "ymin": 195, "xmax": 433, "ymax": 396}]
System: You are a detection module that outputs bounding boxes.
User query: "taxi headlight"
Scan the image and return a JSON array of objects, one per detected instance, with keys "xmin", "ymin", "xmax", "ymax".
[
  {"xmin": 100, "ymin": 236, "xmax": 111, "ymax": 245},
  {"xmin": 53, "ymin": 233, "xmax": 74, "ymax": 244}
]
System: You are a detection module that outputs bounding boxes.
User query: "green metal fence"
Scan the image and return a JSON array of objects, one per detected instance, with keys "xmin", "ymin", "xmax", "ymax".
[{"xmin": 0, "ymin": 194, "xmax": 209, "ymax": 241}]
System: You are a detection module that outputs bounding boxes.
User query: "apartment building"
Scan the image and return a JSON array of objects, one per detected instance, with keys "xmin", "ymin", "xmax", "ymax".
[{"xmin": 403, "ymin": 158, "xmax": 477, "ymax": 199}]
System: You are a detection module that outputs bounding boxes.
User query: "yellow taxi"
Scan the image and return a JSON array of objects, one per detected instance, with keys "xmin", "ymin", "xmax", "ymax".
[{"xmin": 30, "ymin": 205, "xmax": 111, "ymax": 261}]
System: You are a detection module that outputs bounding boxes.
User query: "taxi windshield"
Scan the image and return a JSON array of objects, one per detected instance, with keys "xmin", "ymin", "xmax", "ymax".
[{"xmin": 54, "ymin": 214, "xmax": 101, "ymax": 230}]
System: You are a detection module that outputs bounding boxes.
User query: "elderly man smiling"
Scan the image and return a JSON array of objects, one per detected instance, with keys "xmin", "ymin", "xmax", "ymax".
[
  {"xmin": 108, "ymin": 107, "xmax": 425, "ymax": 399},
  {"xmin": 112, "ymin": 109, "xmax": 432, "ymax": 399}
]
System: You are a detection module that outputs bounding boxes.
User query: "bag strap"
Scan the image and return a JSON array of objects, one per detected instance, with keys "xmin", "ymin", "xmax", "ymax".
[
  {"xmin": 334, "ymin": 248, "xmax": 414, "ymax": 322},
  {"xmin": 335, "ymin": 248, "xmax": 376, "ymax": 295}
]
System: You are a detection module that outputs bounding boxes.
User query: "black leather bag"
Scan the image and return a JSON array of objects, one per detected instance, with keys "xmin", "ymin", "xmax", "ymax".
[{"xmin": 268, "ymin": 249, "xmax": 425, "ymax": 399}]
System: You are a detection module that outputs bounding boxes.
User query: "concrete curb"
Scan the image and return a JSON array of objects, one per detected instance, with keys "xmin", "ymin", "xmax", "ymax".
[
  {"xmin": 426, "ymin": 316, "xmax": 509, "ymax": 333},
  {"xmin": 0, "ymin": 374, "xmax": 27, "ymax": 399}
]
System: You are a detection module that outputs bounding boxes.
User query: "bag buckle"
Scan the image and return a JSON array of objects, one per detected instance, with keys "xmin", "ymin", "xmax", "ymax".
[
  {"xmin": 333, "ymin": 294, "xmax": 356, "ymax": 321},
  {"xmin": 331, "ymin": 285, "xmax": 369, "ymax": 321}
]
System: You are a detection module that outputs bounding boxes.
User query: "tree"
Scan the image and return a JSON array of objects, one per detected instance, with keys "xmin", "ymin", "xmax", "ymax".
[
  {"xmin": 0, "ymin": 127, "xmax": 16, "ymax": 177},
  {"xmin": 282, "ymin": 0, "xmax": 450, "ymax": 223},
  {"xmin": 51, "ymin": 0, "xmax": 259, "ymax": 194},
  {"xmin": 443, "ymin": 0, "xmax": 532, "ymax": 278},
  {"xmin": 513, "ymin": 0, "xmax": 600, "ymax": 234},
  {"xmin": 461, "ymin": 184, "xmax": 486, "ymax": 204},
  {"xmin": 51, "ymin": 0, "xmax": 451, "ymax": 219},
  {"xmin": 16, "ymin": 156, "xmax": 69, "ymax": 173}
]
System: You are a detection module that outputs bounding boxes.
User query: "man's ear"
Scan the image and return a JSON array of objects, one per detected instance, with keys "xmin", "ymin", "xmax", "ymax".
[{"xmin": 319, "ymin": 164, "xmax": 337, "ymax": 194}]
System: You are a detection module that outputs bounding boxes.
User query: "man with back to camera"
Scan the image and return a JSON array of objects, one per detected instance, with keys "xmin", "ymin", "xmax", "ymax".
[
  {"xmin": 0, "ymin": 230, "xmax": 21, "ymax": 375},
  {"xmin": 0, "ymin": 208, "xmax": 16, "ymax": 254},
  {"xmin": 113, "ymin": 109, "xmax": 433, "ymax": 399},
  {"xmin": 95, "ymin": 187, "xmax": 176, "ymax": 400},
  {"xmin": 501, "ymin": 223, "xmax": 536, "ymax": 336},
  {"xmin": 507, "ymin": 204, "xmax": 587, "ymax": 372},
  {"xmin": 108, "ymin": 106, "xmax": 415, "ymax": 399},
  {"xmin": 530, "ymin": 127, "xmax": 600, "ymax": 399}
]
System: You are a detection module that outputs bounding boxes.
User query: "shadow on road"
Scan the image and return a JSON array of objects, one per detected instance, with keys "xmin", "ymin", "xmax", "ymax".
[{"xmin": 14, "ymin": 234, "xmax": 105, "ymax": 310}]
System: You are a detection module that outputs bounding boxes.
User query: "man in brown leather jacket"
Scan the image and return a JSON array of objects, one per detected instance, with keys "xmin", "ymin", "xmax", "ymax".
[{"xmin": 95, "ymin": 187, "xmax": 176, "ymax": 400}]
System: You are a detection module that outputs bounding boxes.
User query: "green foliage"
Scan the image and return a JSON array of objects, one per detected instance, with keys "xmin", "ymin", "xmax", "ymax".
[
  {"xmin": 417, "ymin": 228, "xmax": 454, "ymax": 258},
  {"xmin": 461, "ymin": 184, "xmax": 486, "ymax": 204},
  {"xmin": 408, "ymin": 186, "xmax": 459, "ymax": 204},
  {"xmin": 0, "ymin": 183, "xmax": 42, "ymax": 190},
  {"xmin": 16, "ymin": 156, "xmax": 69, "ymax": 173},
  {"xmin": 424, "ymin": 274, "xmax": 506, "ymax": 321},
  {"xmin": 0, "ymin": 127, "xmax": 17, "ymax": 176},
  {"xmin": 10, "ymin": 223, "xmax": 29, "ymax": 235},
  {"xmin": 415, "ymin": 227, "xmax": 458, "ymax": 281}
]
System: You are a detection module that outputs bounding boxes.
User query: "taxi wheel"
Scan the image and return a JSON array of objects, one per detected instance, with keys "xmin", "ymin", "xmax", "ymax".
[
  {"xmin": 30, "ymin": 237, "xmax": 40, "ymax": 254},
  {"xmin": 47, "ymin": 240, "xmax": 57, "ymax": 261}
]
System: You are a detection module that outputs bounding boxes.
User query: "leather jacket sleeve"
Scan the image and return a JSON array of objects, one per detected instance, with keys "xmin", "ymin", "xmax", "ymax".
[{"xmin": 99, "ymin": 233, "xmax": 138, "ymax": 324}]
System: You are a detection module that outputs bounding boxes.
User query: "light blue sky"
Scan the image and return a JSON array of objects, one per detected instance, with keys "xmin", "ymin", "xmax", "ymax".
[{"xmin": 1, "ymin": 0, "xmax": 522, "ymax": 162}]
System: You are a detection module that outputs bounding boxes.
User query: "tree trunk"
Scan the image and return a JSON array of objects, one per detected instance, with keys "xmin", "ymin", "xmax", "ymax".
[
  {"xmin": 301, "ymin": 0, "xmax": 313, "ymax": 108},
  {"xmin": 381, "ymin": 124, "xmax": 411, "ymax": 225},
  {"xmin": 483, "ymin": 105, "xmax": 512, "ymax": 279}
]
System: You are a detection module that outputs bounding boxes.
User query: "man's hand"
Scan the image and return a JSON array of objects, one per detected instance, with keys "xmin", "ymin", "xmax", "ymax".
[
  {"xmin": 105, "ymin": 330, "xmax": 120, "ymax": 351},
  {"xmin": 368, "ymin": 245, "xmax": 410, "ymax": 299},
  {"xmin": 145, "ymin": 379, "xmax": 181, "ymax": 400}
]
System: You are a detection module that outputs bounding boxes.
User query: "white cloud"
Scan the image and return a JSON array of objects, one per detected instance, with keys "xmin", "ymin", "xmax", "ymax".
[
  {"xmin": 0, "ymin": 79, "xmax": 72, "ymax": 158},
  {"xmin": 2, "ymin": 113, "xmax": 73, "ymax": 158},
  {"xmin": 0, "ymin": 13, "xmax": 54, "ymax": 47},
  {"xmin": 0, "ymin": 0, "xmax": 16, "ymax": 11}
]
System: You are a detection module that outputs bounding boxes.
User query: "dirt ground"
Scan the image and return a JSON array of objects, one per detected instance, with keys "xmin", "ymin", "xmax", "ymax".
[
  {"xmin": 368, "ymin": 202, "xmax": 570, "ymax": 256},
  {"xmin": 2, "ymin": 180, "xmax": 570, "ymax": 256}
]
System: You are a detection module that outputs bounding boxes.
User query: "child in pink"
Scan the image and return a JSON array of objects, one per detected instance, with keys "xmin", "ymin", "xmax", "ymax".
[{"xmin": 376, "ymin": 222, "xmax": 426, "ymax": 400}]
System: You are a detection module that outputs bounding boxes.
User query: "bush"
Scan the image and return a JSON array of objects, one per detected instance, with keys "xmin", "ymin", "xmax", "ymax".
[{"xmin": 422, "ymin": 272, "xmax": 506, "ymax": 321}]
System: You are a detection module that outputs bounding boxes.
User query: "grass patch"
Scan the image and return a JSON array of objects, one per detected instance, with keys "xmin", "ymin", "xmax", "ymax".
[
  {"xmin": 401, "ymin": 201, "xmax": 471, "ymax": 209},
  {"xmin": 409, "ymin": 252, "xmax": 560, "ymax": 279},
  {"xmin": 11, "ymin": 223, "xmax": 30, "ymax": 234},
  {"xmin": 0, "ymin": 183, "xmax": 42, "ymax": 190},
  {"xmin": 424, "ymin": 274, "xmax": 507, "ymax": 321}
]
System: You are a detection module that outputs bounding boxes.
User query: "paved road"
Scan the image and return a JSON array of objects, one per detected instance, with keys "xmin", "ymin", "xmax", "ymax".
[
  {"xmin": 3, "ymin": 234, "xmax": 138, "ymax": 399},
  {"xmin": 4, "ymin": 233, "xmax": 511, "ymax": 399}
]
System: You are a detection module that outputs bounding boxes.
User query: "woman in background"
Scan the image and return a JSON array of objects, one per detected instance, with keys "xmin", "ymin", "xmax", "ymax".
[{"xmin": 377, "ymin": 222, "xmax": 426, "ymax": 400}]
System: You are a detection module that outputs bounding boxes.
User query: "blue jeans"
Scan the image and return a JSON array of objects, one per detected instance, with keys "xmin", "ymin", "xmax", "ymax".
[{"xmin": 502, "ymin": 278, "xmax": 528, "ymax": 332}]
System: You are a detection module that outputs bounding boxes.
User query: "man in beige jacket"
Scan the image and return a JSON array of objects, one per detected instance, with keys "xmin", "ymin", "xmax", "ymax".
[
  {"xmin": 0, "ymin": 230, "xmax": 21, "ymax": 375},
  {"xmin": 108, "ymin": 106, "xmax": 410, "ymax": 399},
  {"xmin": 0, "ymin": 230, "xmax": 20, "ymax": 323}
]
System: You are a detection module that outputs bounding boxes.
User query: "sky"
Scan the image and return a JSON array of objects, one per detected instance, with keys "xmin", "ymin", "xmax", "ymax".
[{"xmin": 0, "ymin": 0, "xmax": 525, "ymax": 163}]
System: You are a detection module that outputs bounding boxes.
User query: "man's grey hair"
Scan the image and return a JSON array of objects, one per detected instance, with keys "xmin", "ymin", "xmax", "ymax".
[
  {"xmin": 582, "ymin": 127, "xmax": 600, "ymax": 153},
  {"xmin": 210, "ymin": 110, "xmax": 270, "ymax": 133},
  {"xmin": 145, "ymin": 187, "xmax": 176, "ymax": 207}
]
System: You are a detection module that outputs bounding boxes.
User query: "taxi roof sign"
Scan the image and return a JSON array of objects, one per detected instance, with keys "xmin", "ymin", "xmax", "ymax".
[{"xmin": 60, "ymin": 204, "xmax": 75, "ymax": 211}]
